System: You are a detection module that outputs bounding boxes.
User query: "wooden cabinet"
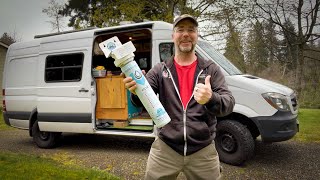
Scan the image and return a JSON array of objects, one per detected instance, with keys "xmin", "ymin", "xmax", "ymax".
[{"xmin": 96, "ymin": 75, "xmax": 128, "ymax": 120}]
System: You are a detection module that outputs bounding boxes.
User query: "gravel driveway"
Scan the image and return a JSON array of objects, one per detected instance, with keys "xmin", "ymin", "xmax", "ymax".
[{"xmin": 0, "ymin": 130, "xmax": 319, "ymax": 180}]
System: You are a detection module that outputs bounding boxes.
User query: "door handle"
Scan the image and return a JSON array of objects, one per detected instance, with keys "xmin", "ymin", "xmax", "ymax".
[{"xmin": 79, "ymin": 88, "xmax": 89, "ymax": 92}]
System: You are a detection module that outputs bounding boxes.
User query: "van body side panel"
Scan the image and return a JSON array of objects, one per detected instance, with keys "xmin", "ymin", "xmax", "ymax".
[
  {"xmin": 37, "ymin": 33, "xmax": 94, "ymax": 133},
  {"xmin": 232, "ymin": 104, "xmax": 260, "ymax": 118},
  {"xmin": 5, "ymin": 111, "xmax": 29, "ymax": 129},
  {"xmin": 8, "ymin": 119, "xmax": 29, "ymax": 129},
  {"xmin": 4, "ymin": 110, "xmax": 34, "ymax": 129},
  {"xmin": 39, "ymin": 122, "xmax": 93, "ymax": 133},
  {"xmin": 3, "ymin": 41, "xmax": 40, "ymax": 129},
  {"xmin": 226, "ymin": 77, "xmax": 278, "ymax": 117}
]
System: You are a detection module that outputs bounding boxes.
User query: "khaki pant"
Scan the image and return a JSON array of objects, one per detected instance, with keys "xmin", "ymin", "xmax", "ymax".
[{"xmin": 145, "ymin": 137, "xmax": 221, "ymax": 180}]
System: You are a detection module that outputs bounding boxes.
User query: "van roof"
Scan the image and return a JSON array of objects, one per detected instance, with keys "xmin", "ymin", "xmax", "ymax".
[
  {"xmin": 7, "ymin": 21, "xmax": 174, "ymax": 56},
  {"xmin": 34, "ymin": 21, "xmax": 173, "ymax": 39}
]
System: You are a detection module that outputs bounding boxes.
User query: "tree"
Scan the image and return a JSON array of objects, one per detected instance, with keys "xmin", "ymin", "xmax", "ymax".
[
  {"xmin": 60, "ymin": 0, "xmax": 104, "ymax": 29},
  {"xmin": 302, "ymin": 41, "xmax": 320, "ymax": 108},
  {"xmin": 200, "ymin": 0, "xmax": 252, "ymax": 48},
  {"xmin": 278, "ymin": 19, "xmax": 298, "ymax": 73},
  {"xmin": 244, "ymin": 21, "xmax": 269, "ymax": 74},
  {"xmin": 0, "ymin": 32, "xmax": 18, "ymax": 45},
  {"xmin": 224, "ymin": 29, "xmax": 246, "ymax": 72},
  {"xmin": 264, "ymin": 18, "xmax": 279, "ymax": 64},
  {"xmin": 254, "ymin": 0, "xmax": 320, "ymax": 95},
  {"xmin": 91, "ymin": 0, "xmax": 147, "ymax": 27},
  {"xmin": 60, "ymin": 0, "xmax": 217, "ymax": 29},
  {"xmin": 42, "ymin": 0, "xmax": 65, "ymax": 32}
]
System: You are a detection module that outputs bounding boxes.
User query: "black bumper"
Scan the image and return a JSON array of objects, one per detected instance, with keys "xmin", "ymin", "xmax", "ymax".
[
  {"xmin": 3, "ymin": 112, "xmax": 11, "ymax": 126},
  {"xmin": 252, "ymin": 111, "xmax": 298, "ymax": 142}
]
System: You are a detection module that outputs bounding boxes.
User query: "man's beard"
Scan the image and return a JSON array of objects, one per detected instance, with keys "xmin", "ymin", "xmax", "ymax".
[{"xmin": 178, "ymin": 43, "xmax": 195, "ymax": 53}]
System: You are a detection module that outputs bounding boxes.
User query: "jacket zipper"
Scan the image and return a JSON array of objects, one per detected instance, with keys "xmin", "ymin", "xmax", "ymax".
[
  {"xmin": 164, "ymin": 66, "xmax": 188, "ymax": 155},
  {"xmin": 165, "ymin": 64, "xmax": 204, "ymax": 156},
  {"xmin": 182, "ymin": 70, "xmax": 203, "ymax": 156},
  {"xmin": 164, "ymin": 65, "xmax": 203, "ymax": 156}
]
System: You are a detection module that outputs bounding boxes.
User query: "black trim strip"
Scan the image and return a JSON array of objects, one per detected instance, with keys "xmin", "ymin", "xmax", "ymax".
[
  {"xmin": 251, "ymin": 110, "xmax": 297, "ymax": 122},
  {"xmin": 5, "ymin": 111, "xmax": 30, "ymax": 120},
  {"xmin": 4, "ymin": 111, "xmax": 92, "ymax": 123},
  {"xmin": 38, "ymin": 113, "xmax": 92, "ymax": 123}
]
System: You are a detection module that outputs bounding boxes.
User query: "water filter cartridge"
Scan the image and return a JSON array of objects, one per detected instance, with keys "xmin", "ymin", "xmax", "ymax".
[
  {"xmin": 99, "ymin": 37, "xmax": 171, "ymax": 128},
  {"xmin": 120, "ymin": 60, "xmax": 171, "ymax": 127}
]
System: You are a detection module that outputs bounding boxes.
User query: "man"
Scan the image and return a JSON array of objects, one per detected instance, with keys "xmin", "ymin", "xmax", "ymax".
[{"xmin": 123, "ymin": 14, "xmax": 235, "ymax": 180}]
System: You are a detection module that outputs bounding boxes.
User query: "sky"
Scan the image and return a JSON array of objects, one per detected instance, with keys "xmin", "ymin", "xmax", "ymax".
[
  {"xmin": 0, "ymin": 0, "xmax": 70, "ymax": 42},
  {"xmin": 0, "ymin": 0, "xmax": 225, "ymax": 48}
]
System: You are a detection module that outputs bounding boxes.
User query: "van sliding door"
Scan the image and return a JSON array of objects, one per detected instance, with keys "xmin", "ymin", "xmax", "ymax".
[{"xmin": 37, "ymin": 50, "xmax": 93, "ymax": 133}]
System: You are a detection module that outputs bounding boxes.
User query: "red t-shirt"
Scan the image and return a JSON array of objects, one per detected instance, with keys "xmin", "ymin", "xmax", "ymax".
[{"xmin": 174, "ymin": 59, "xmax": 198, "ymax": 109}]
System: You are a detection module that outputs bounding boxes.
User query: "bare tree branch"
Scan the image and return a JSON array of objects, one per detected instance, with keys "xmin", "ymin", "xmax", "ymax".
[
  {"xmin": 304, "ymin": 55, "xmax": 320, "ymax": 61},
  {"xmin": 42, "ymin": 0, "xmax": 65, "ymax": 32},
  {"xmin": 304, "ymin": 48, "xmax": 320, "ymax": 53},
  {"xmin": 306, "ymin": 0, "xmax": 320, "ymax": 40}
]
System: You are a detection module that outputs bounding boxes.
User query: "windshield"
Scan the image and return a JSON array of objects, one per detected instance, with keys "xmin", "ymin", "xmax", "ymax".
[{"xmin": 197, "ymin": 40, "xmax": 242, "ymax": 75}]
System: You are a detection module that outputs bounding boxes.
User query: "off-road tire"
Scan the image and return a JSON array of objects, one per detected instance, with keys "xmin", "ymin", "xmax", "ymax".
[
  {"xmin": 215, "ymin": 120, "xmax": 255, "ymax": 165},
  {"xmin": 32, "ymin": 120, "xmax": 60, "ymax": 148}
]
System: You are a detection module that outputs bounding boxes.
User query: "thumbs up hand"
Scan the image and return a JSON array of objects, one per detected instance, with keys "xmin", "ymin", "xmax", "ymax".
[{"xmin": 194, "ymin": 75, "xmax": 213, "ymax": 105}]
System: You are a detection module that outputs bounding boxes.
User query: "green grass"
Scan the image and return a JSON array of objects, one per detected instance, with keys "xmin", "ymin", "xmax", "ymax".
[
  {"xmin": 0, "ymin": 111, "xmax": 14, "ymax": 131},
  {"xmin": 0, "ymin": 120, "xmax": 13, "ymax": 130},
  {"xmin": 293, "ymin": 109, "xmax": 320, "ymax": 143},
  {"xmin": 0, "ymin": 151, "xmax": 121, "ymax": 180}
]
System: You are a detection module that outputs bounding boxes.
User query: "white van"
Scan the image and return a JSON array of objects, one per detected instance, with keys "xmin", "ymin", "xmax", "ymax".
[{"xmin": 2, "ymin": 21, "xmax": 298, "ymax": 165}]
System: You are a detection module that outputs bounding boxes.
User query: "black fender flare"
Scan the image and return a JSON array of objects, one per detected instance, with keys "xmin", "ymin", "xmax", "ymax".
[{"xmin": 28, "ymin": 108, "xmax": 38, "ymax": 137}]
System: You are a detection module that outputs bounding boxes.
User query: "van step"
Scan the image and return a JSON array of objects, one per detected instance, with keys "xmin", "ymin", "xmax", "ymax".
[
  {"xmin": 129, "ymin": 119, "xmax": 153, "ymax": 126},
  {"xmin": 95, "ymin": 129, "xmax": 155, "ymax": 138},
  {"xmin": 97, "ymin": 124, "xmax": 153, "ymax": 131}
]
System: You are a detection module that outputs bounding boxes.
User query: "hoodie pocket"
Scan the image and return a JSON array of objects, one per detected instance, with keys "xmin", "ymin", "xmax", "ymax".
[
  {"xmin": 159, "ymin": 120, "xmax": 184, "ymax": 143},
  {"xmin": 187, "ymin": 121, "xmax": 211, "ymax": 142}
]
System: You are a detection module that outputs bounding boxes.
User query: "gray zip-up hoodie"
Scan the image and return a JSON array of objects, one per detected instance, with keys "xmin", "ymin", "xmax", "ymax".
[{"xmin": 132, "ymin": 56, "xmax": 235, "ymax": 156}]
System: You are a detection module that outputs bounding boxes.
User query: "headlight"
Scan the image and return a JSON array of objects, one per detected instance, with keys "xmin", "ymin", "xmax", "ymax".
[{"xmin": 262, "ymin": 92, "xmax": 290, "ymax": 111}]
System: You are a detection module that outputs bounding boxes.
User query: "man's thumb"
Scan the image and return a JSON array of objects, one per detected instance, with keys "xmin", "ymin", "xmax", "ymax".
[{"xmin": 205, "ymin": 75, "xmax": 211, "ymax": 86}]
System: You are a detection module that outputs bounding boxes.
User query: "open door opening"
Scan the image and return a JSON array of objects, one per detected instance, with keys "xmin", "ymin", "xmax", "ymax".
[{"xmin": 92, "ymin": 28, "xmax": 154, "ymax": 132}]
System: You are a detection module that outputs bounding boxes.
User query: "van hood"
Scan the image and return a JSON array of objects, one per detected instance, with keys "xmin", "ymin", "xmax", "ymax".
[{"xmin": 225, "ymin": 74, "xmax": 294, "ymax": 96}]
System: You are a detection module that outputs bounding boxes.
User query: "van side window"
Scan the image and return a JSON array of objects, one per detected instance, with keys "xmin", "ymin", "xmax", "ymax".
[
  {"xmin": 45, "ymin": 53, "xmax": 84, "ymax": 82},
  {"xmin": 159, "ymin": 43, "xmax": 174, "ymax": 62}
]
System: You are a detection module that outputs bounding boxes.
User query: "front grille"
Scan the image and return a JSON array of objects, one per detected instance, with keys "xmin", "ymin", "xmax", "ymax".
[{"xmin": 290, "ymin": 93, "xmax": 298, "ymax": 111}]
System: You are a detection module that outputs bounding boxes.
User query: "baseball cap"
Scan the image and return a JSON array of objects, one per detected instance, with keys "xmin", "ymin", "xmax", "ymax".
[{"xmin": 173, "ymin": 14, "xmax": 198, "ymax": 28}]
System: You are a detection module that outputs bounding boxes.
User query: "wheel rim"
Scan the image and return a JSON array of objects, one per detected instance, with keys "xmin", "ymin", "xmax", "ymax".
[
  {"xmin": 39, "ymin": 131, "xmax": 50, "ymax": 140},
  {"xmin": 219, "ymin": 132, "xmax": 237, "ymax": 153}
]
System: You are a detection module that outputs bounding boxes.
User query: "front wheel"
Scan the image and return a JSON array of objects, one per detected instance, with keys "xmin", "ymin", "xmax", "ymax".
[
  {"xmin": 32, "ymin": 120, "xmax": 60, "ymax": 148},
  {"xmin": 215, "ymin": 120, "xmax": 255, "ymax": 166}
]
